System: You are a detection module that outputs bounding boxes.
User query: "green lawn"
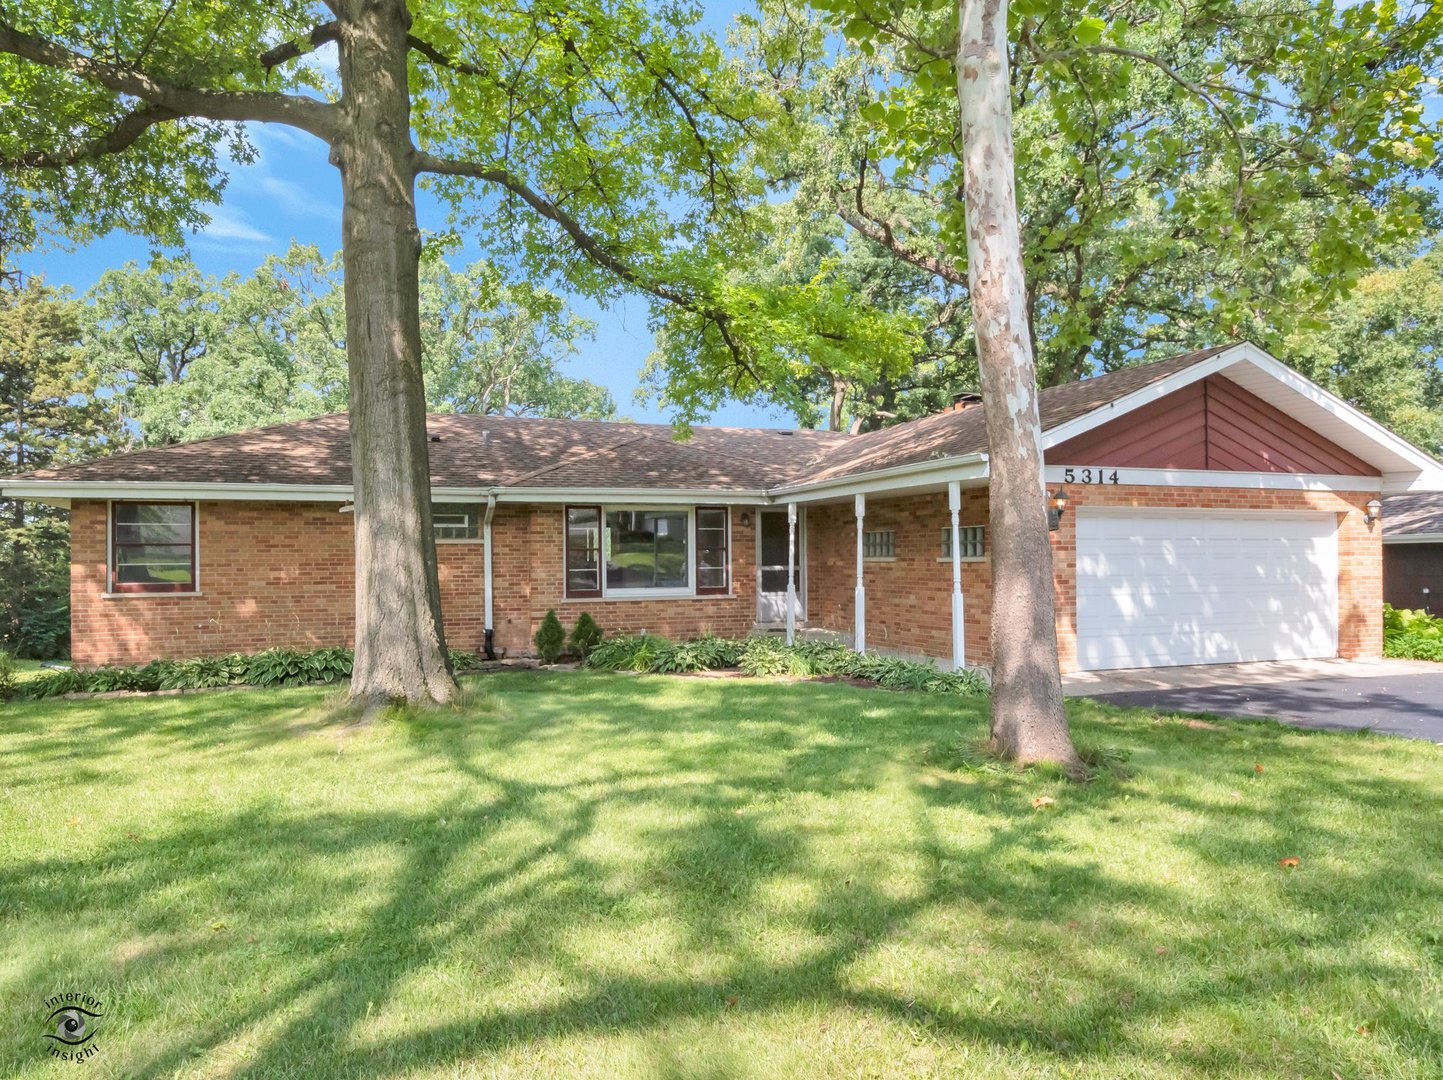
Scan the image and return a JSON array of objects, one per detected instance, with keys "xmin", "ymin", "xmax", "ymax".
[{"xmin": 2, "ymin": 672, "xmax": 1440, "ymax": 1078}]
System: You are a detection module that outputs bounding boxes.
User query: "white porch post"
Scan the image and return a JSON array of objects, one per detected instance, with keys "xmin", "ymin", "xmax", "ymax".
[
  {"xmin": 785, "ymin": 502, "xmax": 797, "ymax": 646},
  {"xmin": 854, "ymin": 493, "xmax": 866, "ymax": 653},
  {"xmin": 482, "ymin": 494, "xmax": 497, "ymax": 658},
  {"xmin": 948, "ymin": 480, "xmax": 965, "ymax": 670}
]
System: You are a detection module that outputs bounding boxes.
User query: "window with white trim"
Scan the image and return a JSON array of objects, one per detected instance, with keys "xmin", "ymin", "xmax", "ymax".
[
  {"xmin": 110, "ymin": 502, "xmax": 197, "ymax": 593},
  {"xmin": 606, "ymin": 508, "xmax": 689, "ymax": 590},
  {"xmin": 862, "ymin": 529, "xmax": 896, "ymax": 560},
  {"xmin": 941, "ymin": 525, "xmax": 986, "ymax": 560},
  {"xmin": 433, "ymin": 503, "xmax": 482, "ymax": 542}
]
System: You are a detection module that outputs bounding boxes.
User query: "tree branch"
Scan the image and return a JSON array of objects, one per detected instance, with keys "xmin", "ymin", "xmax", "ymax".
[
  {"xmin": 258, "ymin": 21, "xmax": 339, "ymax": 74},
  {"xmin": 413, "ymin": 150, "xmax": 698, "ymax": 308},
  {"xmin": 407, "ymin": 34, "xmax": 489, "ymax": 77},
  {"xmin": 0, "ymin": 21, "xmax": 338, "ymax": 141},
  {"xmin": 834, "ymin": 165, "xmax": 966, "ymax": 287},
  {"xmin": 0, "ymin": 104, "xmax": 179, "ymax": 169},
  {"xmin": 1029, "ymin": 42, "xmax": 1248, "ymax": 210}
]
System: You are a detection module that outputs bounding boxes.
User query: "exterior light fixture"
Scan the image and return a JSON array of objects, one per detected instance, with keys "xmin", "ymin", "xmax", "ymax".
[
  {"xmin": 739, "ymin": 511, "xmax": 752, "ymax": 528},
  {"xmin": 1364, "ymin": 499, "xmax": 1382, "ymax": 525},
  {"xmin": 1048, "ymin": 487, "xmax": 1070, "ymax": 532}
]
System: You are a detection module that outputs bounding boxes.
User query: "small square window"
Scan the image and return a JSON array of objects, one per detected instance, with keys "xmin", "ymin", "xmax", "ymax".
[
  {"xmin": 941, "ymin": 525, "xmax": 986, "ymax": 560},
  {"xmin": 433, "ymin": 504, "xmax": 481, "ymax": 541},
  {"xmin": 862, "ymin": 530, "xmax": 895, "ymax": 559}
]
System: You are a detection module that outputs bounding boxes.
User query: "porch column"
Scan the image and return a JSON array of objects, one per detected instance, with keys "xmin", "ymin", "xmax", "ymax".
[
  {"xmin": 949, "ymin": 480, "xmax": 965, "ymax": 669},
  {"xmin": 482, "ymin": 495, "xmax": 497, "ymax": 659},
  {"xmin": 854, "ymin": 493, "xmax": 866, "ymax": 653},
  {"xmin": 785, "ymin": 502, "xmax": 797, "ymax": 646}
]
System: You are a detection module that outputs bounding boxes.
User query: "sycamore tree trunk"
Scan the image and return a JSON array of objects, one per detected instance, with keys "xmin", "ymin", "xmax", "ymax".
[
  {"xmin": 955, "ymin": 0, "xmax": 1082, "ymax": 772},
  {"xmin": 334, "ymin": 0, "xmax": 457, "ymax": 707}
]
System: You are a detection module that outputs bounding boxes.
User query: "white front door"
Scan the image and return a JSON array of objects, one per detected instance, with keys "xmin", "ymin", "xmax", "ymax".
[
  {"xmin": 1075, "ymin": 510, "xmax": 1339, "ymax": 671},
  {"xmin": 757, "ymin": 509, "xmax": 804, "ymax": 623}
]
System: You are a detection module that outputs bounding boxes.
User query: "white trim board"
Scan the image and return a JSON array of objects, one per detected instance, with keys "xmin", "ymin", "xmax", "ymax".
[
  {"xmin": 1383, "ymin": 533, "xmax": 1443, "ymax": 545},
  {"xmin": 1043, "ymin": 466, "xmax": 1382, "ymax": 492}
]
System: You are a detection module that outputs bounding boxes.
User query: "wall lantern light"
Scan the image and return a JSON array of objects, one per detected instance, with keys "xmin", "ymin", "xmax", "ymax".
[
  {"xmin": 739, "ymin": 511, "xmax": 752, "ymax": 529},
  {"xmin": 1364, "ymin": 499, "xmax": 1383, "ymax": 526},
  {"xmin": 1048, "ymin": 487, "xmax": 1070, "ymax": 532}
]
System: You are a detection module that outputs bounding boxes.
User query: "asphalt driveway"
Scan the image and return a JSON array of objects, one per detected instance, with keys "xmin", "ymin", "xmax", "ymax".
[{"xmin": 1090, "ymin": 672, "xmax": 1443, "ymax": 742}]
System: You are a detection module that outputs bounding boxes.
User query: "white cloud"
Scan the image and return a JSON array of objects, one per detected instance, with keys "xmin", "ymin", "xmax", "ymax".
[{"xmin": 195, "ymin": 207, "xmax": 273, "ymax": 244}]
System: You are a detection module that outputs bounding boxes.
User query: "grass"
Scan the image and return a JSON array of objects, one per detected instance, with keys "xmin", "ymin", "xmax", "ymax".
[{"xmin": 1, "ymin": 672, "xmax": 1441, "ymax": 1078}]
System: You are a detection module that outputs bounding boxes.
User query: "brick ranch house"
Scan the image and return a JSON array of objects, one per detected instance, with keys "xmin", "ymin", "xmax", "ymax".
[{"xmin": 6, "ymin": 342, "xmax": 1442, "ymax": 673}]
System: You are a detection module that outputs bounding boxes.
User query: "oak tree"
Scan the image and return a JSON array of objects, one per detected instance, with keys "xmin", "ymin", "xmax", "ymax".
[{"xmin": 0, "ymin": 0, "xmax": 756, "ymax": 707}]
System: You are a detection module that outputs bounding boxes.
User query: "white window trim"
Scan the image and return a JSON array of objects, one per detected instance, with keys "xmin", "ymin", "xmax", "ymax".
[
  {"xmin": 597, "ymin": 505, "xmax": 703, "ymax": 599},
  {"xmin": 104, "ymin": 498, "xmax": 201, "ymax": 598},
  {"xmin": 432, "ymin": 504, "xmax": 484, "ymax": 545}
]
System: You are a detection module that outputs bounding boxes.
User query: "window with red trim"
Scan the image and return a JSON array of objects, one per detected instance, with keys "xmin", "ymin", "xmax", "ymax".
[
  {"xmin": 695, "ymin": 507, "xmax": 730, "ymax": 594},
  {"xmin": 565, "ymin": 505, "xmax": 602, "ymax": 598},
  {"xmin": 110, "ymin": 502, "xmax": 197, "ymax": 593}
]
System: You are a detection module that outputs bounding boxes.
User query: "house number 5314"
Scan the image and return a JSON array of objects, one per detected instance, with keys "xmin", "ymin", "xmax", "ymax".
[{"xmin": 1062, "ymin": 468, "xmax": 1120, "ymax": 484}]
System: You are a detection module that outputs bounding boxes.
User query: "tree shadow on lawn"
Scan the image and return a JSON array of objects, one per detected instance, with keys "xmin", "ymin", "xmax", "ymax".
[{"xmin": 1, "ymin": 673, "xmax": 1440, "ymax": 1077}]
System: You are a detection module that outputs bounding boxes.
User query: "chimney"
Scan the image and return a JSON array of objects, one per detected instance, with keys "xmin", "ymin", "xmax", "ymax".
[{"xmin": 946, "ymin": 392, "xmax": 983, "ymax": 414}]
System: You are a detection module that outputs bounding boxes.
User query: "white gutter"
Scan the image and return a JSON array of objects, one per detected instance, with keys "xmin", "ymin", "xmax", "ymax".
[
  {"xmin": 1383, "ymin": 532, "xmax": 1443, "ymax": 544},
  {"xmin": 773, "ymin": 455, "xmax": 990, "ymax": 503}
]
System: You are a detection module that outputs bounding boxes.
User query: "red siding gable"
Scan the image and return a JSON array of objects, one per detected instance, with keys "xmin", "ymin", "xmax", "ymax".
[{"xmin": 1045, "ymin": 374, "xmax": 1381, "ymax": 476}]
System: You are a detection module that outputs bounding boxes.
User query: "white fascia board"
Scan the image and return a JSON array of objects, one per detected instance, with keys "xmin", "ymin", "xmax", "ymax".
[
  {"xmin": 1044, "ymin": 466, "xmax": 1382, "ymax": 492},
  {"xmin": 1381, "ymin": 471, "xmax": 1443, "ymax": 494},
  {"xmin": 773, "ymin": 456, "xmax": 989, "ymax": 503},
  {"xmin": 0, "ymin": 481, "xmax": 362, "ymax": 502},
  {"xmin": 1237, "ymin": 345, "xmax": 1443, "ymax": 480},
  {"xmin": 494, "ymin": 487, "xmax": 772, "ymax": 505},
  {"xmin": 1383, "ymin": 532, "xmax": 1443, "ymax": 544}
]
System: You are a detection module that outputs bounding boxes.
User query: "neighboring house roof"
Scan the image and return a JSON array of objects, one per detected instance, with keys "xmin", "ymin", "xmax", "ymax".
[
  {"xmin": 1384, "ymin": 493, "xmax": 1443, "ymax": 541},
  {"xmin": 7, "ymin": 342, "xmax": 1442, "ymax": 500}
]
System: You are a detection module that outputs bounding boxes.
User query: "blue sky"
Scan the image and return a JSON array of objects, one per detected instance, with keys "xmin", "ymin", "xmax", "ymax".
[{"xmin": 16, "ymin": 2, "xmax": 791, "ymax": 429}]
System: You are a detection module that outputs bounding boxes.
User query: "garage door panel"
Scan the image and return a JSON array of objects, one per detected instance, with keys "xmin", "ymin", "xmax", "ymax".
[{"xmin": 1075, "ymin": 511, "xmax": 1338, "ymax": 671}]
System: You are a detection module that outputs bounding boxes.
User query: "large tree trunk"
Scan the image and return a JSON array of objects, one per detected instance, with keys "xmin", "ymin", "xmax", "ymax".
[
  {"xmin": 334, "ymin": 0, "xmax": 456, "ymax": 708},
  {"xmin": 955, "ymin": 0, "xmax": 1081, "ymax": 772}
]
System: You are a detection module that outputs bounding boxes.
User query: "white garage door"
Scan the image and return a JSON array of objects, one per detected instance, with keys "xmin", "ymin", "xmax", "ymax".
[{"xmin": 1076, "ymin": 510, "xmax": 1339, "ymax": 671}]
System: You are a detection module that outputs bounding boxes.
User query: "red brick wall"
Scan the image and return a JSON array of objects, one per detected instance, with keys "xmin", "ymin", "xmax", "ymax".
[
  {"xmin": 70, "ymin": 499, "xmax": 759, "ymax": 666},
  {"xmin": 804, "ymin": 485, "xmax": 1382, "ymax": 672},
  {"xmin": 805, "ymin": 490, "xmax": 994, "ymax": 666}
]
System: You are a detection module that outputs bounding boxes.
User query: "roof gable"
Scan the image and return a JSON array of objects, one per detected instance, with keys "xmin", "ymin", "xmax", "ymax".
[{"xmin": 1046, "ymin": 373, "xmax": 1381, "ymax": 476}]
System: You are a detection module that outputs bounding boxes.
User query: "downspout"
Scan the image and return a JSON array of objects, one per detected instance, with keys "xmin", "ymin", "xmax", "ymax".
[{"xmin": 482, "ymin": 493, "xmax": 497, "ymax": 660}]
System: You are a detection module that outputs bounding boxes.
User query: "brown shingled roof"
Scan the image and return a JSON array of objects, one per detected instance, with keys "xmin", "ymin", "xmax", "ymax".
[
  {"xmin": 1384, "ymin": 493, "xmax": 1443, "ymax": 537},
  {"xmin": 11, "ymin": 345, "xmax": 1238, "ymax": 493}
]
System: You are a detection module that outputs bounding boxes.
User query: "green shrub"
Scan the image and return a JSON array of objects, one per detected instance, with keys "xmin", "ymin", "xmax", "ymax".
[
  {"xmin": 584, "ymin": 634, "xmax": 673, "ymax": 672},
  {"xmin": 653, "ymin": 635, "xmax": 742, "ymax": 673},
  {"xmin": 569, "ymin": 612, "xmax": 604, "ymax": 659},
  {"xmin": 157, "ymin": 655, "xmax": 239, "ymax": 690},
  {"xmin": 306, "ymin": 647, "xmax": 354, "ymax": 682},
  {"xmin": 244, "ymin": 648, "xmax": 313, "ymax": 687},
  {"xmin": 0, "ymin": 650, "xmax": 16, "ymax": 701},
  {"xmin": 1382, "ymin": 604, "xmax": 1443, "ymax": 661},
  {"xmin": 534, "ymin": 610, "xmax": 566, "ymax": 664},
  {"xmin": 23, "ymin": 667, "xmax": 89, "ymax": 698},
  {"xmin": 1384, "ymin": 633, "xmax": 1443, "ymax": 661},
  {"xmin": 738, "ymin": 636, "xmax": 813, "ymax": 677},
  {"xmin": 448, "ymin": 648, "xmax": 483, "ymax": 672}
]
